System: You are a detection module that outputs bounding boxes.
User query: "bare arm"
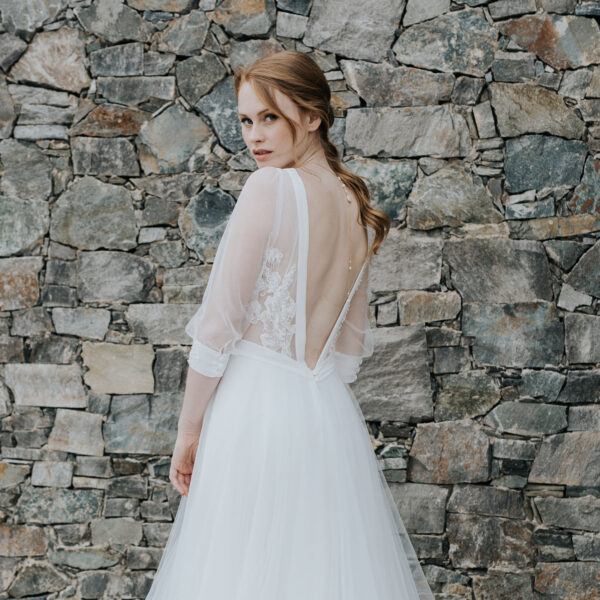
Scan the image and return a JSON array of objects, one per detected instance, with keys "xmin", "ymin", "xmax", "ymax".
[{"xmin": 177, "ymin": 368, "xmax": 221, "ymax": 437}]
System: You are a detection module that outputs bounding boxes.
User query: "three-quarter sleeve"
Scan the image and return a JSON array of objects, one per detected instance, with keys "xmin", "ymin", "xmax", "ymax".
[
  {"xmin": 184, "ymin": 167, "xmax": 281, "ymax": 377},
  {"xmin": 333, "ymin": 260, "xmax": 374, "ymax": 383}
]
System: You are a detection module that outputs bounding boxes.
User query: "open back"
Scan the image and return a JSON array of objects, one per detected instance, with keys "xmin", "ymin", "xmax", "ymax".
[{"xmin": 184, "ymin": 165, "xmax": 375, "ymax": 382}]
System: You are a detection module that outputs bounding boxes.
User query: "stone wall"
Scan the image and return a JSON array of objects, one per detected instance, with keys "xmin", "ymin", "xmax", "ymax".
[{"xmin": 1, "ymin": 0, "xmax": 599, "ymax": 598}]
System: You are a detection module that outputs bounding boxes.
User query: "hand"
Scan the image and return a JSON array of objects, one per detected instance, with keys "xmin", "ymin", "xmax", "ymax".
[{"xmin": 169, "ymin": 432, "xmax": 200, "ymax": 497}]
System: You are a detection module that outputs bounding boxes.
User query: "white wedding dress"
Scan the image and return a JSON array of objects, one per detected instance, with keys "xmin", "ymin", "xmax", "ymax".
[{"xmin": 145, "ymin": 166, "xmax": 434, "ymax": 599}]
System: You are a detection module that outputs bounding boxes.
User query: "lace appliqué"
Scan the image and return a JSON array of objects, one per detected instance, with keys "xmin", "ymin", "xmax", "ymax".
[{"xmin": 247, "ymin": 245, "xmax": 296, "ymax": 356}]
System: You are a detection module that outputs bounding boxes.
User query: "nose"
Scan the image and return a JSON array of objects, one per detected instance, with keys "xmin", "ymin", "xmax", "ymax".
[{"xmin": 247, "ymin": 123, "xmax": 265, "ymax": 143}]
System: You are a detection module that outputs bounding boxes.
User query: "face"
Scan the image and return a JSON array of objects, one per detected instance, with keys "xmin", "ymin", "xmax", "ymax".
[{"xmin": 237, "ymin": 80, "xmax": 321, "ymax": 168}]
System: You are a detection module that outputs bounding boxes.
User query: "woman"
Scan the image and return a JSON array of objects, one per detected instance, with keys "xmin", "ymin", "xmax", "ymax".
[{"xmin": 146, "ymin": 50, "xmax": 434, "ymax": 600}]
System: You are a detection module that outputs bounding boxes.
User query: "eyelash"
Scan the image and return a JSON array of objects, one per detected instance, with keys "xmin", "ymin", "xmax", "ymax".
[{"xmin": 240, "ymin": 114, "xmax": 277, "ymax": 125}]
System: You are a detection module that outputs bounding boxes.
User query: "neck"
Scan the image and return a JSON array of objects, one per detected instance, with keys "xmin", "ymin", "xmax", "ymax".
[{"xmin": 293, "ymin": 144, "xmax": 332, "ymax": 176}]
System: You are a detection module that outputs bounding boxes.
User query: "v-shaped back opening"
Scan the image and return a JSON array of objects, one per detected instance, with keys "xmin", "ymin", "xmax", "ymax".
[{"xmin": 287, "ymin": 167, "xmax": 369, "ymax": 372}]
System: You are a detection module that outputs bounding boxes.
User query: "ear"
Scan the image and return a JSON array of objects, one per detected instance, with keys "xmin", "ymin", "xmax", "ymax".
[{"xmin": 307, "ymin": 111, "xmax": 321, "ymax": 132}]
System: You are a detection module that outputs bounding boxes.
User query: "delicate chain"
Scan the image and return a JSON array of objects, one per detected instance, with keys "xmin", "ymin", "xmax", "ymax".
[{"xmin": 337, "ymin": 175, "xmax": 352, "ymax": 296}]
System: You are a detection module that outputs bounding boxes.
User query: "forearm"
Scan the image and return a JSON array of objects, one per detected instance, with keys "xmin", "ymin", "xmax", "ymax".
[{"xmin": 177, "ymin": 366, "xmax": 221, "ymax": 436}]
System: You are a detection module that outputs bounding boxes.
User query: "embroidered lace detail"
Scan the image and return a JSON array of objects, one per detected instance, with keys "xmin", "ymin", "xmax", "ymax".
[{"xmin": 247, "ymin": 245, "xmax": 296, "ymax": 356}]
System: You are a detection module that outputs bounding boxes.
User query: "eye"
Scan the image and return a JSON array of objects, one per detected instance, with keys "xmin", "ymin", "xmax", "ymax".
[{"xmin": 240, "ymin": 114, "xmax": 278, "ymax": 126}]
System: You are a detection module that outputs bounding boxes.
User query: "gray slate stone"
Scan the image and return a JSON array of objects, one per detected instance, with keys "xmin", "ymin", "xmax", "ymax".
[
  {"xmin": 392, "ymin": 8, "xmax": 498, "ymax": 77},
  {"xmin": 82, "ymin": 342, "xmax": 154, "ymax": 395},
  {"xmin": 544, "ymin": 239, "xmax": 589, "ymax": 271},
  {"xmin": 31, "ymin": 460, "xmax": 73, "ymax": 488},
  {"xmin": 408, "ymin": 419, "xmax": 490, "ymax": 483},
  {"xmin": 340, "ymin": 60, "xmax": 454, "ymax": 107},
  {"xmin": 484, "ymin": 402, "xmax": 567, "ymax": 436},
  {"xmin": 16, "ymin": 487, "xmax": 103, "ymax": 524},
  {"xmin": 210, "ymin": 0, "xmax": 275, "ymax": 37},
  {"xmin": 504, "ymin": 134, "xmax": 587, "ymax": 193},
  {"xmin": 126, "ymin": 304, "xmax": 198, "ymax": 344},
  {"xmin": 4, "ymin": 363, "xmax": 87, "ymax": 408},
  {"xmin": 556, "ymin": 370, "xmax": 600, "ymax": 404},
  {"xmin": 472, "ymin": 571, "xmax": 535, "ymax": 600},
  {"xmin": 407, "ymin": 163, "xmax": 502, "ymax": 230},
  {"xmin": 492, "ymin": 438, "xmax": 537, "ymax": 460},
  {"xmin": 572, "ymin": 533, "xmax": 600, "ymax": 561},
  {"xmin": 74, "ymin": 0, "xmax": 155, "ymax": 44},
  {"xmin": 96, "ymin": 76, "xmax": 176, "ymax": 106},
  {"xmin": 89, "ymin": 43, "xmax": 144, "ymax": 77},
  {"xmin": 195, "ymin": 76, "xmax": 244, "ymax": 153},
  {"xmin": 370, "ymin": 228, "xmax": 442, "ymax": 293},
  {"xmin": 500, "ymin": 13, "xmax": 600, "ymax": 69},
  {"xmin": 447, "ymin": 512, "xmax": 534, "ymax": 568},
  {"xmin": 344, "ymin": 105, "xmax": 472, "ymax": 158},
  {"xmin": 51, "ymin": 308, "xmax": 111, "ymax": 340},
  {"xmin": 356, "ymin": 325, "xmax": 433, "ymax": 423},
  {"xmin": 529, "ymin": 431, "xmax": 600, "ymax": 486},
  {"xmin": 10, "ymin": 27, "xmax": 91, "ymax": 94},
  {"xmin": 343, "ymin": 157, "xmax": 417, "ymax": 219},
  {"xmin": 505, "ymin": 198, "xmax": 555, "ymax": 220},
  {"xmin": 567, "ymin": 157, "xmax": 600, "ymax": 216},
  {"xmin": 0, "ymin": 32, "xmax": 27, "ymax": 71},
  {"xmin": 390, "ymin": 482, "xmax": 449, "ymax": 534},
  {"xmin": 0, "ymin": 139, "xmax": 52, "ymax": 201},
  {"xmin": 462, "ymin": 302, "xmax": 564, "ymax": 368},
  {"xmin": 179, "ymin": 185, "xmax": 235, "ymax": 262},
  {"xmin": 518, "ymin": 369, "xmax": 566, "ymax": 402},
  {"xmin": 0, "ymin": 196, "xmax": 49, "ymax": 257},
  {"xmin": 447, "ymin": 484, "xmax": 526, "ymax": 519},
  {"xmin": 0, "ymin": 256, "xmax": 44, "ymax": 310},
  {"xmin": 489, "ymin": 82, "xmax": 585, "ymax": 139},
  {"xmin": 50, "ymin": 176, "xmax": 138, "ymax": 250},
  {"xmin": 71, "ymin": 137, "xmax": 139, "ymax": 176},
  {"xmin": 435, "ymin": 371, "xmax": 500, "ymax": 421},
  {"xmin": 0, "ymin": 0, "xmax": 66, "ymax": 35},
  {"xmin": 104, "ymin": 393, "xmax": 181, "ymax": 454},
  {"xmin": 6, "ymin": 563, "xmax": 69, "ymax": 597},
  {"xmin": 565, "ymin": 313, "xmax": 600, "ymax": 364},
  {"xmin": 444, "ymin": 238, "xmax": 553, "ymax": 303},
  {"xmin": 491, "ymin": 49, "xmax": 536, "ymax": 83},
  {"xmin": 176, "ymin": 53, "xmax": 226, "ymax": 106},
  {"xmin": 77, "ymin": 251, "xmax": 155, "ymax": 303},
  {"xmin": 128, "ymin": 0, "xmax": 193, "ymax": 8},
  {"xmin": 155, "ymin": 10, "xmax": 210, "ymax": 56},
  {"xmin": 136, "ymin": 103, "xmax": 212, "ymax": 175},
  {"xmin": 568, "ymin": 405, "xmax": 600, "ymax": 431},
  {"xmin": 565, "ymin": 240, "xmax": 600, "ymax": 298},
  {"xmin": 90, "ymin": 517, "xmax": 143, "ymax": 545},
  {"xmin": 403, "ymin": 0, "xmax": 450, "ymax": 26},
  {"xmin": 535, "ymin": 562, "xmax": 600, "ymax": 599},
  {"xmin": 303, "ymin": 0, "xmax": 403, "ymax": 61},
  {"xmin": 47, "ymin": 408, "xmax": 104, "ymax": 456},
  {"xmin": 535, "ymin": 495, "xmax": 600, "ymax": 532}
]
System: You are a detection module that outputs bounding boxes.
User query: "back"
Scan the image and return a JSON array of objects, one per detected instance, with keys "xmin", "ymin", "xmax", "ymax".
[{"xmin": 184, "ymin": 165, "xmax": 375, "ymax": 382}]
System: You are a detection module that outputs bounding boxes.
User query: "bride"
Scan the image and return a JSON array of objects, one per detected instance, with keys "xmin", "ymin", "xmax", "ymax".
[{"xmin": 145, "ymin": 49, "xmax": 434, "ymax": 600}]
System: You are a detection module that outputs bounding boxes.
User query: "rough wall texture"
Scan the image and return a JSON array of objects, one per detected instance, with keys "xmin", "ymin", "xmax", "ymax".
[{"xmin": 0, "ymin": 0, "xmax": 600, "ymax": 598}]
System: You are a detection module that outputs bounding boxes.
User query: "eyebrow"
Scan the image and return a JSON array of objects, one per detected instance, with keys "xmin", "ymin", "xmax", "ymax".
[{"xmin": 237, "ymin": 108, "xmax": 269, "ymax": 118}]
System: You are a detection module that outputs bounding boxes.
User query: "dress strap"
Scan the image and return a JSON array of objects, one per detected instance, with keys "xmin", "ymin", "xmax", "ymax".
[{"xmin": 286, "ymin": 168, "xmax": 309, "ymax": 364}]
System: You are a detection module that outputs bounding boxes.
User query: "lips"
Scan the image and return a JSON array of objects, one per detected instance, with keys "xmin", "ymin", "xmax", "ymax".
[{"xmin": 253, "ymin": 149, "xmax": 272, "ymax": 155}]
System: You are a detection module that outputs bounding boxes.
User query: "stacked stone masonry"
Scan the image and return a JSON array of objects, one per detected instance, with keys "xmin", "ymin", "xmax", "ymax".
[{"xmin": 0, "ymin": 0, "xmax": 600, "ymax": 598}]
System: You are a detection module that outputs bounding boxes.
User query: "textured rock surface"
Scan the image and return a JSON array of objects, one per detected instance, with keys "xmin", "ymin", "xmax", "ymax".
[{"xmin": 2, "ymin": 1, "xmax": 600, "ymax": 596}]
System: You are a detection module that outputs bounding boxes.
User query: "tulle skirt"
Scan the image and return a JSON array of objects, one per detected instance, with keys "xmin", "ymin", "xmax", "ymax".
[{"xmin": 145, "ymin": 339, "xmax": 434, "ymax": 600}]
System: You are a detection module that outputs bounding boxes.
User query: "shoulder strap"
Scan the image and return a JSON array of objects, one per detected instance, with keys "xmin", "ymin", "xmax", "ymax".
[{"xmin": 286, "ymin": 168, "xmax": 309, "ymax": 363}]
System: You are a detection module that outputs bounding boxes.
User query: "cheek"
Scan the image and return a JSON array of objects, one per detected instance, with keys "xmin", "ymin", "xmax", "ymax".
[{"xmin": 273, "ymin": 123, "xmax": 291, "ymax": 143}]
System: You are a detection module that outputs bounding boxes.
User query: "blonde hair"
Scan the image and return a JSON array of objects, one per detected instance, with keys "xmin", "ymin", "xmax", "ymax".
[{"xmin": 233, "ymin": 50, "xmax": 391, "ymax": 260}]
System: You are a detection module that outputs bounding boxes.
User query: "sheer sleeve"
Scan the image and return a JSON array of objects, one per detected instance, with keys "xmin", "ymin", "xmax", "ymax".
[
  {"xmin": 333, "ymin": 259, "xmax": 375, "ymax": 383},
  {"xmin": 184, "ymin": 167, "xmax": 281, "ymax": 377}
]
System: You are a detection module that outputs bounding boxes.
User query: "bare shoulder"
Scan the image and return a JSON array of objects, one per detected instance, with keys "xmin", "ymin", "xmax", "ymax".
[
  {"xmin": 243, "ymin": 166, "xmax": 282, "ymax": 189},
  {"xmin": 237, "ymin": 166, "xmax": 283, "ymax": 212}
]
